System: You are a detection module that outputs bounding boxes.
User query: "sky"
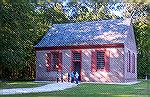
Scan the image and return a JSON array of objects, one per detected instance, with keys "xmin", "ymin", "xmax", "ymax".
[
  {"xmin": 107, "ymin": 3, "xmax": 125, "ymax": 17},
  {"xmin": 61, "ymin": 0, "xmax": 126, "ymax": 18}
]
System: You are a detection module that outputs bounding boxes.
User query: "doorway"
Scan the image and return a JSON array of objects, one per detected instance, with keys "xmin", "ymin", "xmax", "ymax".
[
  {"xmin": 73, "ymin": 61, "xmax": 81, "ymax": 81},
  {"xmin": 72, "ymin": 51, "xmax": 81, "ymax": 81}
]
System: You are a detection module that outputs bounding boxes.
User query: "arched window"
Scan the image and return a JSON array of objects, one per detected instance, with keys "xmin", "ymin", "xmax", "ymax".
[
  {"xmin": 127, "ymin": 51, "xmax": 131, "ymax": 72},
  {"xmin": 132, "ymin": 53, "xmax": 135, "ymax": 73}
]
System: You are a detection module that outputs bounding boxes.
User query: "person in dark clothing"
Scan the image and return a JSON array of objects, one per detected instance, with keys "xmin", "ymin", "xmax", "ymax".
[
  {"xmin": 61, "ymin": 72, "xmax": 63, "ymax": 82},
  {"xmin": 68, "ymin": 72, "xmax": 70, "ymax": 82}
]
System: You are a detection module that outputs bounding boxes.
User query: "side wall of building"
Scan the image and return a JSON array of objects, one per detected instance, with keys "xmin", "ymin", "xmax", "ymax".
[
  {"xmin": 124, "ymin": 47, "xmax": 137, "ymax": 82},
  {"xmin": 124, "ymin": 24, "xmax": 137, "ymax": 82}
]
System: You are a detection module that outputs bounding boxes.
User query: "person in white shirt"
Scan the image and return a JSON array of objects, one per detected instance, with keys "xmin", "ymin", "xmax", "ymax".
[
  {"xmin": 56, "ymin": 72, "xmax": 59, "ymax": 83},
  {"xmin": 75, "ymin": 72, "xmax": 79, "ymax": 84}
]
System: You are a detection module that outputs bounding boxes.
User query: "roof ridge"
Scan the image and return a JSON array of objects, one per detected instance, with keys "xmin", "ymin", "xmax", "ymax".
[{"xmin": 52, "ymin": 18, "xmax": 129, "ymax": 27}]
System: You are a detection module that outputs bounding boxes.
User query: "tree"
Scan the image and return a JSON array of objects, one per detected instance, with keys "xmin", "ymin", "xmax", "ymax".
[
  {"xmin": 133, "ymin": 15, "xmax": 150, "ymax": 79},
  {"xmin": 0, "ymin": 0, "xmax": 51, "ymax": 80},
  {"xmin": 0, "ymin": 0, "xmax": 70, "ymax": 80},
  {"xmin": 36, "ymin": 2, "xmax": 69, "ymax": 24}
]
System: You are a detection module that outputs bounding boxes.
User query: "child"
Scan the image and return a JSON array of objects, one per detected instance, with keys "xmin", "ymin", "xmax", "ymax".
[
  {"xmin": 75, "ymin": 72, "xmax": 79, "ymax": 84},
  {"xmin": 71, "ymin": 71, "xmax": 74, "ymax": 83}
]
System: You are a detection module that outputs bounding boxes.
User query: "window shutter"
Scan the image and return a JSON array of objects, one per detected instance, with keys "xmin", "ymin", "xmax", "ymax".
[
  {"xmin": 105, "ymin": 50, "xmax": 110, "ymax": 72},
  {"xmin": 58, "ymin": 52, "xmax": 62, "ymax": 72},
  {"xmin": 91, "ymin": 51, "xmax": 96, "ymax": 72},
  {"xmin": 46, "ymin": 53, "xmax": 51, "ymax": 72}
]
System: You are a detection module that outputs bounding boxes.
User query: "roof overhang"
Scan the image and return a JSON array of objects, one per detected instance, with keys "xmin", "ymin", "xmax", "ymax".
[{"xmin": 35, "ymin": 43, "xmax": 124, "ymax": 51}]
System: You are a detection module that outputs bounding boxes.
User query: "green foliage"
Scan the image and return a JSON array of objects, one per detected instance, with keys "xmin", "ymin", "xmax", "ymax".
[
  {"xmin": 50, "ymin": 3, "xmax": 69, "ymax": 24},
  {"xmin": 0, "ymin": 0, "xmax": 69, "ymax": 80},
  {"xmin": 0, "ymin": 0, "xmax": 51, "ymax": 80},
  {"xmin": 37, "ymin": 2, "xmax": 69, "ymax": 24},
  {"xmin": 76, "ymin": 3, "xmax": 108, "ymax": 22},
  {"xmin": 134, "ymin": 16, "xmax": 150, "ymax": 79}
]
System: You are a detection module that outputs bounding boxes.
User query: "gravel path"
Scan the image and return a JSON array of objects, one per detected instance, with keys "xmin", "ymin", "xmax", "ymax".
[{"xmin": 0, "ymin": 82, "xmax": 77, "ymax": 95}]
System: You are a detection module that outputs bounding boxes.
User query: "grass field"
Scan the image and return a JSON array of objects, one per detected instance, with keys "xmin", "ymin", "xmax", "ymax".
[
  {"xmin": 0, "ymin": 81, "xmax": 50, "ymax": 89},
  {"xmin": 0, "ymin": 80, "xmax": 150, "ymax": 97}
]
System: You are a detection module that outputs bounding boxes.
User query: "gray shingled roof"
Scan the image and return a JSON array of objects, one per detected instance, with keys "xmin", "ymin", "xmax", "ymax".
[{"xmin": 35, "ymin": 18, "xmax": 131, "ymax": 47}]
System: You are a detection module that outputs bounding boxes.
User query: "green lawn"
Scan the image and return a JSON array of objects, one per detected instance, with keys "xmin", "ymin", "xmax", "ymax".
[
  {"xmin": 1, "ymin": 80, "xmax": 150, "ymax": 97},
  {"xmin": 0, "ymin": 81, "xmax": 50, "ymax": 89}
]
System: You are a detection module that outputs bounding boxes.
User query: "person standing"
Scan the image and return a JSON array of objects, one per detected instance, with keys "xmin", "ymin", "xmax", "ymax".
[
  {"xmin": 56, "ymin": 72, "xmax": 59, "ymax": 83},
  {"xmin": 61, "ymin": 72, "xmax": 63, "ymax": 82},
  {"xmin": 75, "ymin": 72, "xmax": 79, "ymax": 84},
  {"xmin": 68, "ymin": 72, "xmax": 70, "ymax": 82},
  {"xmin": 71, "ymin": 71, "xmax": 74, "ymax": 83}
]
